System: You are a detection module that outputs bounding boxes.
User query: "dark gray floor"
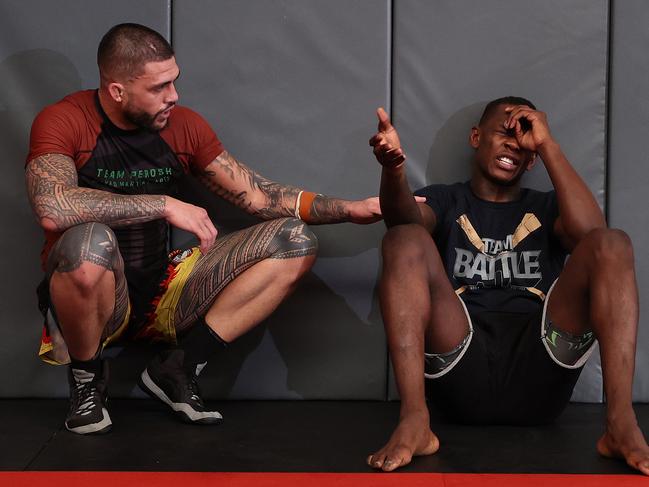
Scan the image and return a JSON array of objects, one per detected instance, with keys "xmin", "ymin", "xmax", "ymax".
[{"xmin": 0, "ymin": 400, "xmax": 645, "ymax": 474}]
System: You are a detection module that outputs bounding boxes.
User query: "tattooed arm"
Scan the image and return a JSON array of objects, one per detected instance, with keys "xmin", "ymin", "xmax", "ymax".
[
  {"xmin": 197, "ymin": 150, "xmax": 382, "ymax": 224},
  {"xmin": 26, "ymin": 153, "xmax": 217, "ymax": 252}
]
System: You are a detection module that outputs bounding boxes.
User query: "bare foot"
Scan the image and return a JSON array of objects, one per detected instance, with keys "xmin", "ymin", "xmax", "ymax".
[
  {"xmin": 367, "ymin": 411, "xmax": 439, "ymax": 472},
  {"xmin": 597, "ymin": 417, "xmax": 649, "ymax": 475}
]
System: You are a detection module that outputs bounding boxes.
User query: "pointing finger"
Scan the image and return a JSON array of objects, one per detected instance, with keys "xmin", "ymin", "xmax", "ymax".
[{"xmin": 377, "ymin": 107, "xmax": 393, "ymax": 132}]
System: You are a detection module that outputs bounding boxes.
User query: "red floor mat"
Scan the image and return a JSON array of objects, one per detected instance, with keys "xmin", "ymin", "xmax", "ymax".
[{"xmin": 3, "ymin": 472, "xmax": 647, "ymax": 486}]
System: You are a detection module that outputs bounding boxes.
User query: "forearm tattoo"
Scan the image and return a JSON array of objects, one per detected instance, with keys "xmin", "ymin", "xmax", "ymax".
[
  {"xmin": 26, "ymin": 154, "xmax": 166, "ymax": 231},
  {"xmin": 199, "ymin": 151, "xmax": 349, "ymax": 222},
  {"xmin": 198, "ymin": 151, "xmax": 298, "ymax": 219},
  {"xmin": 308, "ymin": 195, "xmax": 349, "ymax": 224}
]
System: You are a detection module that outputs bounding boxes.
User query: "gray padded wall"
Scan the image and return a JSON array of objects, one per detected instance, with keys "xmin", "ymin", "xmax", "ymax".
[
  {"xmin": 388, "ymin": 0, "xmax": 608, "ymax": 402},
  {"xmin": 4, "ymin": 0, "xmax": 648, "ymax": 403},
  {"xmin": 608, "ymin": 0, "xmax": 649, "ymax": 401},
  {"xmin": 0, "ymin": 0, "xmax": 170, "ymax": 397},
  {"xmin": 171, "ymin": 0, "xmax": 390, "ymax": 399}
]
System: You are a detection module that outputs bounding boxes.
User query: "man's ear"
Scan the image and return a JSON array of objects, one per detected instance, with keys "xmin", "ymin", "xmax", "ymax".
[
  {"xmin": 108, "ymin": 82, "xmax": 126, "ymax": 103},
  {"xmin": 469, "ymin": 126, "xmax": 480, "ymax": 149}
]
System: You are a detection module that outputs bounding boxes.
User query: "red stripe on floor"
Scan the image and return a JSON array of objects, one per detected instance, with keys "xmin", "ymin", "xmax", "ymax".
[
  {"xmin": 5, "ymin": 472, "xmax": 649, "ymax": 487},
  {"xmin": 2, "ymin": 472, "xmax": 647, "ymax": 486}
]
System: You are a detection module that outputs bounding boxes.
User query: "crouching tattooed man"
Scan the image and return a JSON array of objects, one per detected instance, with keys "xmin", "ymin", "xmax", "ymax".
[
  {"xmin": 25, "ymin": 23, "xmax": 387, "ymax": 434},
  {"xmin": 367, "ymin": 97, "xmax": 649, "ymax": 474}
]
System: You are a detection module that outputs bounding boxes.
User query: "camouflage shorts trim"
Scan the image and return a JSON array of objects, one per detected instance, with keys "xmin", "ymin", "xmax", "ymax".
[
  {"xmin": 424, "ymin": 294, "xmax": 474, "ymax": 379},
  {"xmin": 541, "ymin": 280, "xmax": 597, "ymax": 369}
]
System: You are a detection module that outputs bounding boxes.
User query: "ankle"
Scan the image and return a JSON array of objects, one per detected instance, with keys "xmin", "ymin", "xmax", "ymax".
[
  {"xmin": 606, "ymin": 408, "xmax": 639, "ymax": 431},
  {"xmin": 398, "ymin": 407, "xmax": 430, "ymax": 423},
  {"xmin": 70, "ymin": 354, "xmax": 101, "ymax": 372},
  {"xmin": 176, "ymin": 317, "xmax": 229, "ymax": 367}
]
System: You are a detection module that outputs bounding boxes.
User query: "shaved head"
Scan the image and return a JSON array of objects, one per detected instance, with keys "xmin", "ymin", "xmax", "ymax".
[{"xmin": 97, "ymin": 23, "xmax": 174, "ymax": 83}]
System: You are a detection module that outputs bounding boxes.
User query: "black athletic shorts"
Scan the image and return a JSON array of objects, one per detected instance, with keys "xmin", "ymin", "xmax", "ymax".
[{"xmin": 425, "ymin": 308, "xmax": 586, "ymax": 426}]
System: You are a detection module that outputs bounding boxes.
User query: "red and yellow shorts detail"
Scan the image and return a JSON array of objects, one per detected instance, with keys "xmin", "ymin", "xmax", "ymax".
[{"xmin": 38, "ymin": 247, "xmax": 203, "ymax": 365}]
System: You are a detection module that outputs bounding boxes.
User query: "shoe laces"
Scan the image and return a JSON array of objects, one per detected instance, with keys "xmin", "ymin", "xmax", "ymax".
[
  {"xmin": 71, "ymin": 369, "xmax": 101, "ymax": 416},
  {"xmin": 187, "ymin": 373, "xmax": 203, "ymax": 404}
]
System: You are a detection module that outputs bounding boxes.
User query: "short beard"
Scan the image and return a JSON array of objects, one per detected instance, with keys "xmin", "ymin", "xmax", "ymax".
[{"xmin": 123, "ymin": 104, "xmax": 171, "ymax": 132}]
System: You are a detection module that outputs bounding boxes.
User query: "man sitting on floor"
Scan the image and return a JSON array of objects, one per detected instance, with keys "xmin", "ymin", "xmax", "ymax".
[
  {"xmin": 367, "ymin": 97, "xmax": 649, "ymax": 474},
  {"xmin": 25, "ymin": 22, "xmax": 386, "ymax": 435}
]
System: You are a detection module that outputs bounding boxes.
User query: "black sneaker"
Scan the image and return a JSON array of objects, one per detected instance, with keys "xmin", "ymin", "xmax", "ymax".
[
  {"xmin": 65, "ymin": 361, "xmax": 112, "ymax": 434},
  {"xmin": 139, "ymin": 349, "xmax": 222, "ymax": 424}
]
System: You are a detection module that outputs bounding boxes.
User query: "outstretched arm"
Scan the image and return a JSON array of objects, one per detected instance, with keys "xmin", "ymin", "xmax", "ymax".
[
  {"xmin": 505, "ymin": 106, "xmax": 606, "ymax": 250},
  {"xmin": 196, "ymin": 149, "xmax": 383, "ymax": 224},
  {"xmin": 26, "ymin": 153, "xmax": 218, "ymax": 253},
  {"xmin": 369, "ymin": 108, "xmax": 435, "ymax": 232}
]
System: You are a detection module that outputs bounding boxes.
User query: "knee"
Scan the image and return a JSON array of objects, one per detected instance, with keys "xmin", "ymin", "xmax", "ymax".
[
  {"xmin": 47, "ymin": 222, "xmax": 120, "ymax": 278},
  {"xmin": 382, "ymin": 224, "xmax": 431, "ymax": 264},
  {"xmin": 581, "ymin": 228, "xmax": 634, "ymax": 266},
  {"xmin": 269, "ymin": 217, "xmax": 318, "ymax": 262}
]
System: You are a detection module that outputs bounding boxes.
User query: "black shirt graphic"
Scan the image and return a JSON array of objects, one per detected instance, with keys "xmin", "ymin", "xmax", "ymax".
[
  {"xmin": 414, "ymin": 182, "xmax": 567, "ymax": 314},
  {"xmin": 78, "ymin": 96, "xmax": 187, "ymax": 325}
]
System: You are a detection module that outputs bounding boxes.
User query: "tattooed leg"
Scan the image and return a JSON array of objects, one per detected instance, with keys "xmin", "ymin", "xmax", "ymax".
[
  {"xmin": 47, "ymin": 222, "xmax": 128, "ymax": 360},
  {"xmin": 174, "ymin": 217, "xmax": 318, "ymax": 341}
]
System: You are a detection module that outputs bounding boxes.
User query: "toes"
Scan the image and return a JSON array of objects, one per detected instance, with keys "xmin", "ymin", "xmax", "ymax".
[
  {"xmin": 382, "ymin": 454, "xmax": 410, "ymax": 472},
  {"xmin": 367, "ymin": 453, "xmax": 386, "ymax": 469},
  {"xmin": 628, "ymin": 455, "xmax": 649, "ymax": 476},
  {"xmin": 368, "ymin": 451, "xmax": 408, "ymax": 471},
  {"xmin": 382, "ymin": 458, "xmax": 399, "ymax": 472},
  {"xmin": 638, "ymin": 461, "xmax": 649, "ymax": 476}
]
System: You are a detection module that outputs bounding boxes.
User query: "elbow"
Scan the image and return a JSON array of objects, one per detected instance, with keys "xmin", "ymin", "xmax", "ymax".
[
  {"xmin": 577, "ymin": 217, "xmax": 608, "ymax": 240},
  {"xmin": 38, "ymin": 215, "xmax": 65, "ymax": 233},
  {"xmin": 378, "ymin": 189, "xmax": 428, "ymax": 229},
  {"xmin": 32, "ymin": 200, "xmax": 68, "ymax": 232},
  {"xmin": 384, "ymin": 214, "xmax": 424, "ymax": 229},
  {"xmin": 568, "ymin": 220, "xmax": 608, "ymax": 248},
  {"xmin": 31, "ymin": 193, "xmax": 76, "ymax": 232},
  {"xmin": 382, "ymin": 204, "xmax": 424, "ymax": 229}
]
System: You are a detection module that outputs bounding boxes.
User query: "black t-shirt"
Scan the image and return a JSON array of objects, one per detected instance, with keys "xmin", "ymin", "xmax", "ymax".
[
  {"xmin": 414, "ymin": 182, "xmax": 567, "ymax": 314},
  {"xmin": 28, "ymin": 90, "xmax": 224, "ymax": 325},
  {"xmin": 77, "ymin": 97, "xmax": 187, "ymax": 323}
]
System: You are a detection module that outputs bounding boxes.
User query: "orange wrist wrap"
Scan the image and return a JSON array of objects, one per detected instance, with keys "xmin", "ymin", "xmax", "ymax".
[{"xmin": 298, "ymin": 191, "xmax": 318, "ymax": 221}]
